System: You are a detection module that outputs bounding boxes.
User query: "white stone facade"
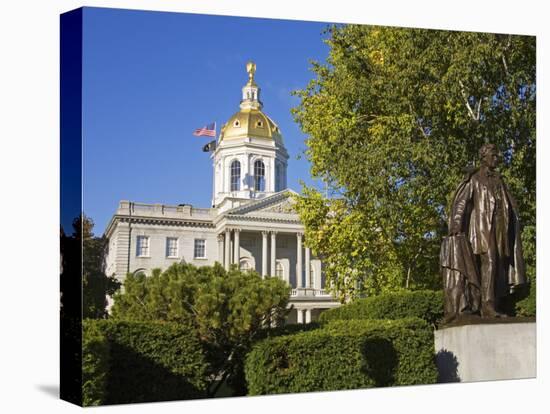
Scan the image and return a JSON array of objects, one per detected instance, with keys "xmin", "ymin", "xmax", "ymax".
[{"xmin": 104, "ymin": 62, "xmax": 340, "ymax": 322}]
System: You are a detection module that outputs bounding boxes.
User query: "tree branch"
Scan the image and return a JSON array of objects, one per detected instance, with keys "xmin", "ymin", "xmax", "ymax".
[
  {"xmin": 475, "ymin": 99, "xmax": 482, "ymax": 121},
  {"xmin": 458, "ymin": 80, "xmax": 478, "ymax": 121},
  {"xmin": 501, "ymin": 34, "xmax": 512, "ymax": 78},
  {"xmin": 458, "ymin": 80, "xmax": 483, "ymax": 121}
]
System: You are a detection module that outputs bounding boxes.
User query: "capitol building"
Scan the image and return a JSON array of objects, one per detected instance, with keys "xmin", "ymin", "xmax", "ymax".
[{"xmin": 104, "ymin": 62, "xmax": 340, "ymax": 324}]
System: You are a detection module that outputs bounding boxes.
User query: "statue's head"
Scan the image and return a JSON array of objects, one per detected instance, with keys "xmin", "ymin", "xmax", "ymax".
[{"xmin": 479, "ymin": 143, "xmax": 499, "ymax": 169}]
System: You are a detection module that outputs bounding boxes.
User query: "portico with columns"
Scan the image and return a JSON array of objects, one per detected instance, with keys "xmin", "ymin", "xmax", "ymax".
[{"xmin": 104, "ymin": 61, "xmax": 340, "ymax": 323}]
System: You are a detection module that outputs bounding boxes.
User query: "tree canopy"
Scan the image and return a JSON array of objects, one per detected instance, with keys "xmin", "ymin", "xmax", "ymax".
[
  {"xmin": 292, "ymin": 25, "xmax": 535, "ymax": 301},
  {"xmin": 110, "ymin": 263, "xmax": 291, "ymax": 396},
  {"xmin": 78, "ymin": 215, "xmax": 121, "ymax": 319}
]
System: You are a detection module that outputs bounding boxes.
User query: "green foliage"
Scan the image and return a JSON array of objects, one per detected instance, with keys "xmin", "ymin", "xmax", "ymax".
[
  {"xmin": 77, "ymin": 214, "xmax": 120, "ymax": 319},
  {"xmin": 516, "ymin": 224, "xmax": 536, "ymax": 316},
  {"xmin": 292, "ymin": 25, "xmax": 536, "ymax": 300},
  {"xmin": 82, "ymin": 321, "xmax": 109, "ymax": 406},
  {"xmin": 111, "ymin": 262, "xmax": 291, "ymax": 396},
  {"xmin": 245, "ymin": 317, "xmax": 437, "ymax": 395},
  {"xmin": 319, "ymin": 290, "xmax": 443, "ymax": 325},
  {"xmin": 82, "ymin": 319, "xmax": 209, "ymax": 405},
  {"xmin": 515, "ymin": 283, "xmax": 536, "ymax": 317}
]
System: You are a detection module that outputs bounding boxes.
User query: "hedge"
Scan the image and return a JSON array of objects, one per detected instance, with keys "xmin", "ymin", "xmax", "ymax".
[
  {"xmin": 245, "ymin": 317, "xmax": 437, "ymax": 395},
  {"xmin": 82, "ymin": 321, "xmax": 109, "ymax": 406},
  {"xmin": 319, "ymin": 290, "xmax": 443, "ymax": 325},
  {"xmin": 82, "ymin": 319, "xmax": 210, "ymax": 405}
]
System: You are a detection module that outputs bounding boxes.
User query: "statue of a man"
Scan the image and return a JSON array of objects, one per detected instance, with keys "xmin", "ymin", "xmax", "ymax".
[{"xmin": 440, "ymin": 143, "xmax": 526, "ymax": 322}]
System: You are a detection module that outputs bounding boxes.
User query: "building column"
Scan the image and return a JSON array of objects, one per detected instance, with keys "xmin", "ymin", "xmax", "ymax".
[
  {"xmin": 224, "ymin": 228, "xmax": 231, "ymax": 270},
  {"xmin": 297, "ymin": 309, "xmax": 304, "ymax": 324},
  {"xmin": 305, "ymin": 246, "xmax": 311, "ymax": 288},
  {"xmin": 305, "ymin": 309, "xmax": 312, "ymax": 324},
  {"xmin": 270, "ymin": 231, "xmax": 277, "ymax": 277},
  {"xmin": 217, "ymin": 234, "xmax": 224, "ymax": 265},
  {"xmin": 233, "ymin": 229, "xmax": 240, "ymax": 266},
  {"xmin": 296, "ymin": 233, "xmax": 303, "ymax": 288},
  {"xmin": 262, "ymin": 231, "xmax": 268, "ymax": 277}
]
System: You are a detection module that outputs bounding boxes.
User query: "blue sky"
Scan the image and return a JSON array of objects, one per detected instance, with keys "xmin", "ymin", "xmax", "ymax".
[{"xmin": 81, "ymin": 7, "xmax": 332, "ymax": 235}]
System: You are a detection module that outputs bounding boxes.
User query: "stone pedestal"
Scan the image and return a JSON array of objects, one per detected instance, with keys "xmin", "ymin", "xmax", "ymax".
[{"xmin": 434, "ymin": 320, "xmax": 536, "ymax": 383}]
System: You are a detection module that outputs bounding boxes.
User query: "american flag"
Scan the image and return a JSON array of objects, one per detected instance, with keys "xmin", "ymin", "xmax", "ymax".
[{"xmin": 193, "ymin": 122, "xmax": 216, "ymax": 137}]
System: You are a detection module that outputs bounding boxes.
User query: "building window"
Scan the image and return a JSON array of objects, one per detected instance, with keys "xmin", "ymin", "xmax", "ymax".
[
  {"xmin": 275, "ymin": 261, "xmax": 284, "ymax": 279},
  {"xmin": 194, "ymin": 239, "xmax": 206, "ymax": 259},
  {"xmin": 136, "ymin": 235, "xmax": 149, "ymax": 257},
  {"xmin": 230, "ymin": 160, "xmax": 241, "ymax": 191},
  {"xmin": 254, "ymin": 160, "xmax": 265, "ymax": 191},
  {"xmin": 133, "ymin": 268, "xmax": 147, "ymax": 278},
  {"xmin": 166, "ymin": 237, "xmax": 178, "ymax": 257},
  {"xmin": 309, "ymin": 267, "xmax": 315, "ymax": 288},
  {"xmin": 240, "ymin": 259, "xmax": 252, "ymax": 272},
  {"xmin": 275, "ymin": 160, "xmax": 285, "ymax": 192},
  {"xmin": 275, "ymin": 161, "xmax": 280, "ymax": 192},
  {"xmin": 241, "ymin": 236, "xmax": 255, "ymax": 248}
]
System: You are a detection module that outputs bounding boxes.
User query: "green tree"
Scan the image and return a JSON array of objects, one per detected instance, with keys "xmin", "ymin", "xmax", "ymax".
[
  {"xmin": 110, "ymin": 262, "xmax": 291, "ymax": 396},
  {"xmin": 76, "ymin": 215, "xmax": 120, "ymax": 319},
  {"xmin": 292, "ymin": 25, "xmax": 535, "ymax": 301}
]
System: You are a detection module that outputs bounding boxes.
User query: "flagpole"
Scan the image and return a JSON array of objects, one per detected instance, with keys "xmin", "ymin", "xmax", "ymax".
[{"xmin": 211, "ymin": 120, "xmax": 217, "ymax": 207}]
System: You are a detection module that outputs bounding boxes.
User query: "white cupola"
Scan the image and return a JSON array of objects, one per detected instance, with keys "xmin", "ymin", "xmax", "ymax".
[{"xmin": 211, "ymin": 61, "xmax": 288, "ymax": 212}]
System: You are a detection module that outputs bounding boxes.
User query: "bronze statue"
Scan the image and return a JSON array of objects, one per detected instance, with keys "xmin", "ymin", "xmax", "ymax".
[{"xmin": 440, "ymin": 143, "xmax": 526, "ymax": 323}]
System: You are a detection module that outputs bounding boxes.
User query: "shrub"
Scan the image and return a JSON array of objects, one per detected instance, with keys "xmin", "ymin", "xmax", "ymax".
[
  {"xmin": 319, "ymin": 290, "xmax": 443, "ymax": 325},
  {"xmin": 82, "ymin": 321, "xmax": 109, "ymax": 406},
  {"xmin": 515, "ymin": 282, "xmax": 536, "ymax": 317},
  {"xmin": 245, "ymin": 317, "xmax": 437, "ymax": 395},
  {"xmin": 111, "ymin": 262, "xmax": 291, "ymax": 397},
  {"xmin": 82, "ymin": 319, "xmax": 210, "ymax": 405}
]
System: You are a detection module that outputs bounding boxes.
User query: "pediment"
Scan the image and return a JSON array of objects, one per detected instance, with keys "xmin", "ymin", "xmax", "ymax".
[
  {"xmin": 254, "ymin": 198, "xmax": 296, "ymax": 214},
  {"xmin": 226, "ymin": 189, "xmax": 299, "ymax": 217}
]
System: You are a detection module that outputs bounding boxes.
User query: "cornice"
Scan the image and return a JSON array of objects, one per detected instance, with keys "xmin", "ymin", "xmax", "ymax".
[
  {"xmin": 226, "ymin": 214, "xmax": 301, "ymax": 224},
  {"xmin": 110, "ymin": 214, "xmax": 215, "ymax": 230}
]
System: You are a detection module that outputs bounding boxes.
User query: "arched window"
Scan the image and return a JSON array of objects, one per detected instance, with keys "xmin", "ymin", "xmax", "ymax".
[
  {"xmin": 132, "ymin": 268, "xmax": 147, "ymax": 278},
  {"xmin": 275, "ymin": 160, "xmax": 285, "ymax": 192},
  {"xmin": 254, "ymin": 160, "xmax": 265, "ymax": 191},
  {"xmin": 275, "ymin": 261, "xmax": 284, "ymax": 279},
  {"xmin": 230, "ymin": 160, "xmax": 241, "ymax": 191},
  {"xmin": 240, "ymin": 259, "xmax": 251, "ymax": 272}
]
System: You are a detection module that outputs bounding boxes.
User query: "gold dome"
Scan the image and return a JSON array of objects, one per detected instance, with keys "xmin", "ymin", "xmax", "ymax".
[
  {"xmin": 219, "ymin": 61, "xmax": 282, "ymax": 143},
  {"xmin": 219, "ymin": 108, "xmax": 282, "ymax": 141}
]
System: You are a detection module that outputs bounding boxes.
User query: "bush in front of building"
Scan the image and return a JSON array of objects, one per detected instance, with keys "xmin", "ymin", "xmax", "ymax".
[
  {"xmin": 244, "ymin": 317, "xmax": 437, "ymax": 395},
  {"xmin": 318, "ymin": 290, "xmax": 444, "ymax": 325},
  {"xmin": 82, "ymin": 319, "xmax": 210, "ymax": 405},
  {"xmin": 110, "ymin": 262, "xmax": 291, "ymax": 397}
]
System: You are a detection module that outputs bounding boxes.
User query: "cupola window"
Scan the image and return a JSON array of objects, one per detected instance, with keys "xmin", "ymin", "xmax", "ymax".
[
  {"xmin": 256, "ymin": 120, "xmax": 264, "ymax": 128},
  {"xmin": 233, "ymin": 120, "xmax": 240, "ymax": 127},
  {"xmin": 275, "ymin": 160, "xmax": 284, "ymax": 192},
  {"xmin": 254, "ymin": 160, "xmax": 265, "ymax": 191},
  {"xmin": 230, "ymin": 160, "xmax": 241, "ymax": 191}
]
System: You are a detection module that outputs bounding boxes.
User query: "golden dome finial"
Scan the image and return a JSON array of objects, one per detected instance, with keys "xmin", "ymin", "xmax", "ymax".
[{"xmin": 246, "ymin": 61, "xmax": 256, "ymax": 84}]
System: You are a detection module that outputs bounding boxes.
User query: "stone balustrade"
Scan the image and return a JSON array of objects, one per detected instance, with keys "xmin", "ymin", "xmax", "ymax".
[{"xmin": 117, "ymin": 200, "xmax": 215, "ymax": 219}]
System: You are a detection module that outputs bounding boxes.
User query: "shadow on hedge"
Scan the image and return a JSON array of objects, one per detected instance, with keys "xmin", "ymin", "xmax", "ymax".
[
  {"xmin": 104, "ymin": 343, "xmax": 205, "ymax": 405},
  {"xmin": 360, "ymin": 338, "xmax": 398, "ymax": 387}
]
